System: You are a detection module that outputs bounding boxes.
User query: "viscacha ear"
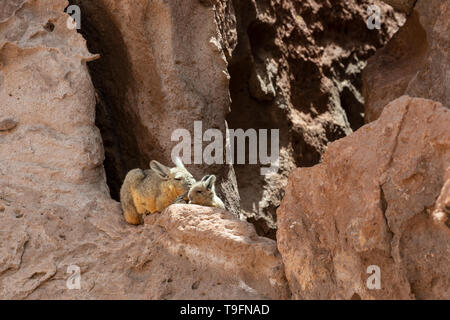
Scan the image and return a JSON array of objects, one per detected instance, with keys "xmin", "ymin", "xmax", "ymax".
[
  {"xmin": 201, "ymin": 175, "xmax": 211, "ymax": 182},
  {"xmin": 150, "ymin": 160, "xmax": 171, "ymax": 180},
  {"xmin": 173, "ymin": 156, "xmax": 186, "ymax": 169},
  {"xmin": 204, "ymin": 175, "xmax": 216, "ymax": 191}
]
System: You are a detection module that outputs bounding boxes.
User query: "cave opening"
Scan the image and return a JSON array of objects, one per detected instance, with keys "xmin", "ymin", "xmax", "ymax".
[{"xmin": 225, "ymin": 1, "xmax": 299, "ymax": 240}]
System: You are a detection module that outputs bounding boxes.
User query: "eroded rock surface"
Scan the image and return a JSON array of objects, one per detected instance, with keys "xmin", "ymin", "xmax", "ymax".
[
  {"xmin": 224, "ymin": 0, "xmax": 404, "ymax": 237},
  {"xmin": 277, "ymin": 96, "xmax": 450, "ymax": 299},
  {"xmin": 0, "ymin": 0, "xmax": 288, "ymax": 299},
  {"xmin": 382, "ymin": 0, "xmax": 416, "ymax": 14},
  {"xmin": 363, "ymin": 0, "xmax": 449, "ymax": 122},
  {"xmin": 2, "ymin": 0, "xmax": 446, "ymax": 301}
]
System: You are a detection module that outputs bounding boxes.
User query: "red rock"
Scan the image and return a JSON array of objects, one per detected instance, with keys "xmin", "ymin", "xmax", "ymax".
[
  {"xmin": 382, "ymin": 0, "xmax": 416, "ymax": 13},
  {"xmin": 225, "ymin": 0, "xmax": 402, "ymax": 236},
  {"xmin": 363, "ymin": 0, "xmax": 449, "ymax": 122},
  {"xmin": 277, "ymin": 96, "xmax": 450, "ymax": 299},
  {"xmin": 1, "ymin": 0, "xmax": 441, "ymax": 301}
]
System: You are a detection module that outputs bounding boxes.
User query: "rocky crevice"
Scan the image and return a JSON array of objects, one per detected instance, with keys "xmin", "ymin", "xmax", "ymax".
[
  {"xmin": 68, "ymin": 0, "xmax": 146, "ymax": 201},
  {"xmin": 225, "ymin": 0, "xmax": 403, "ymax": 237},
  {"xmin": 278, "ymin": 96, "xmax": 450, "ymax": 299}
]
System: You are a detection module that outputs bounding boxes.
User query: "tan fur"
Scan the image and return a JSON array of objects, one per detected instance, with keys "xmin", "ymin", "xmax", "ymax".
[
  {"xmin": 188, "ymin": 175, "xmax": 225, "ymax": 209},
  {"xmin": 120, "ymin": 158, "xmax": 195, "ymax": 225}
]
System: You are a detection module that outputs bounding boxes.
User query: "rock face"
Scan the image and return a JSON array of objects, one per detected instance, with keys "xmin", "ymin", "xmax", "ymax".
[
  {"xmin": 0, "ymin": 0, "xmax": 288, "ymax": 299},
  {"xmin": 2, "ymin": 0, "xmax": 445, "ymax": 301},
  {"xmin": 277, "ymin": 96, "xmax": 450, "ymax": 299},
  {"xmin": 363, "ymin": 0, "xmax": 449, "ymax": 122},
  {"xmin": 382, "ymin": 0, "xmax": 416, "ymax": 14},
  {"xmin": 224, "ymin": 0, "xmax": 403, "ymax": 236}
]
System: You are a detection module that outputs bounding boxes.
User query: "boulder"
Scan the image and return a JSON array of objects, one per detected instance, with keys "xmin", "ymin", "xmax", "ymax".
[{"xmin": 277, "ymin": 96, "xmax": 450, "ymax": 299}]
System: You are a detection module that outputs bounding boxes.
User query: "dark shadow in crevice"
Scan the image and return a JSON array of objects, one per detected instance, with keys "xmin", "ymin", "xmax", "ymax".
[
  {"xmin": 226, "ymin": 0, "xmax": 294, "ymax": 240},
  {"xmin": 351, "ymin": 293, "xmax": 362, "ymax": 300},
  {"xmin": 68, "ymin": 0, "xmax": 144, "ymax": 200}
]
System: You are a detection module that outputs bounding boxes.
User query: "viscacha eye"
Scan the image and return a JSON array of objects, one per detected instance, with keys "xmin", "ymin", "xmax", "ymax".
[{"xmin": 196, "ymin": 190, "xmax": 202, "ymax": 194}]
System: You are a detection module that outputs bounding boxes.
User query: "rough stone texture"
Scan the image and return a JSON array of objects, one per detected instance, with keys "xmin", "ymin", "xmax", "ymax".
[
  {"xmin": 381, "ymin": 0, "xmax": 416, "ymax": 14},
  {"xmin": 363, "ymin": 0, "xmax": 449, "ymax": 122},
  {"xmin": 277, "ymin": 96, "xmax": 450, "ymax": 299},
  {"xmin": 0, "ymin": 0, "xmax": 288, "ymax": 299},
  {"xmin": 224, "ymin": 0, "xmax": 404, "ymax": 237},
  {"xmin": 0, "ymin": 116, "xmax": 18, "ymax": 131},
  {"xmin": 2, "ymin": 0, "xmax": 444, "ymax": 301},
  {"xmin": 143, "ymin": 205, "xmax": 290, "ymax": 299},
  {"xmin": 0, "ymin": 0, "xmax": 27, "ymax": 22}
]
